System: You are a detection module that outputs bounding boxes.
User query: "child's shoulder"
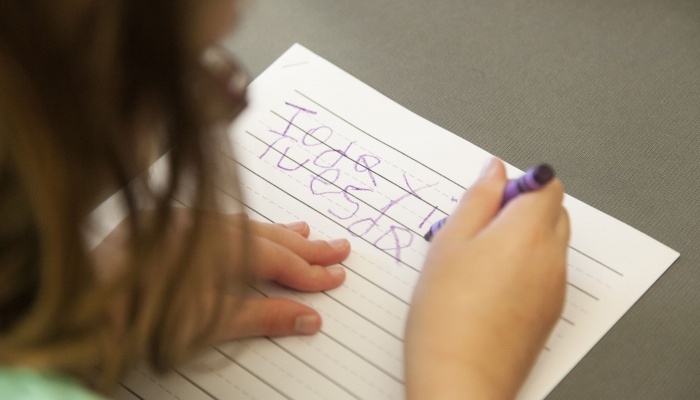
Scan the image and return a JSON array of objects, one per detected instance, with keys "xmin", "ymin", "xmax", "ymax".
[{"xmin": 0, "ymin": 367, "xmax": 106, "ymax": 400}]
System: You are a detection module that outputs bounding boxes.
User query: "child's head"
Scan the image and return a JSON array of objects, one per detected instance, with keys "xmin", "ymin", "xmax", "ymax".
[{"xmin": 0, "ymin": 0, "xmax": 247, "ymax": 390}]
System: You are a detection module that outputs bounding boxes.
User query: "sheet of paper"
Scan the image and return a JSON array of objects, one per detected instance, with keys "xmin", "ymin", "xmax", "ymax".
[{"xmin": 104, "ymin": 44, "xmax": 679, "ymax": 400}]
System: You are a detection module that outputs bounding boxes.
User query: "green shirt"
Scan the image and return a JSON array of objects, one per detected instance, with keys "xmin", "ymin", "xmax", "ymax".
[{"xmin": 0, "ymin": 367, "xmax": 106, "ymax": 400}]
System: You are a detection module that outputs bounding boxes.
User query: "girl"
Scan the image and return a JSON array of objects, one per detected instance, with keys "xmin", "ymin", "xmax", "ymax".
[{"xmin": 0, "ymin": 1, "xmax": 569, "ymax": 399}]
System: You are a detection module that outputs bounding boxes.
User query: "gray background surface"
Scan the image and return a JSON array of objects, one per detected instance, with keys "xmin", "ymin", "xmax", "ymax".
[{"xmin": 223, "ymin": 1, "xmax": 700, "ymax": 398}]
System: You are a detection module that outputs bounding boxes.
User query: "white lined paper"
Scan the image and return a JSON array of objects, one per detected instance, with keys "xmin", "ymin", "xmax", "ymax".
[{"xmin": 105, "ymin": 44, "xmax": 679, "ymax": 400}]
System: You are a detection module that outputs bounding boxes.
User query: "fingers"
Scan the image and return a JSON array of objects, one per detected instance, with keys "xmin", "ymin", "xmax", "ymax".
[
  {"xmin": 437, "ymin": 158, "xmax": 507, "ymax": 242},
  {"xmin": 248, "ymin": 219, "xmax": 350, "ymax": 266},
  {"xmin": 213, "ymin": 218, "xmax": 350, "ymax": 342},
  {"xmin": 273, "ymin": 221, "xmax": 311, "ymax": 238},
  {"xmin": 494, "ymin": 180, "xmax": 569, "ymax": 258},
  {"xmin": 250, "ymin": 237, "xmax": 347, "ymax": 291},
  {"xmin": 223, "ymin": 216, "xmax": 349, "ymax": 292},
  {"xmin": 220, "ymin": 296, "xmax": 323, "ymax": 340},
  {"xmin": 555, "ymin": 206, "xmax": 571, "ymax": 245},
  {"xmin": 501, "ymin": 177, "xmax": 565, "ymax": 229}
]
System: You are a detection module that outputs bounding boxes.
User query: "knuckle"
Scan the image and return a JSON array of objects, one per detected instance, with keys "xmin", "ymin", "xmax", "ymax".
[{"xmin": 259, "ymin": 303, "xmax": 289, "ymax": 333}]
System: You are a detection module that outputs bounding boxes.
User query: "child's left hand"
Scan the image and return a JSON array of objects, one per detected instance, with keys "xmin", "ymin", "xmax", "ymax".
[
  {"xmin": 216, "ymin": 217, "xmax": 350, "ymax": 340},
  {"xmin": 93, "ymin": 211, "xmax": 351, "ymax": 346}
]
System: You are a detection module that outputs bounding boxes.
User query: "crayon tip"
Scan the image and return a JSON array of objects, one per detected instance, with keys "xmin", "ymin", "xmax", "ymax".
[{"xmin": 533, "ymin": 164, "xmax": 555, "ymax": 185}]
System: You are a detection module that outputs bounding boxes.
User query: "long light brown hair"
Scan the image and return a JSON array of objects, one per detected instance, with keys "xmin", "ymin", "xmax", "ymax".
[{"xmin": 0, "ymin": 1, "xmax": 248, "ymax": 391}]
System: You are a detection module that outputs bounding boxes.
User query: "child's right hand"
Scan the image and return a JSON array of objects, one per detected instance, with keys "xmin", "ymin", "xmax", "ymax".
[{"xmin": 405, "ymin": 158, "xmax": 570, "ymax": 399}]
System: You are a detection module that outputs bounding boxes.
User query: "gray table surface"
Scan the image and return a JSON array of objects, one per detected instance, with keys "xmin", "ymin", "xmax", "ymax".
[{"xmin": 223, "ymin": 1, "xmax": 700, "ymax": 398}]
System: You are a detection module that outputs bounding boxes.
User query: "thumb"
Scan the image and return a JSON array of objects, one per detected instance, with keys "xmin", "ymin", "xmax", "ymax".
[{"xmin": 436, "ymin": 158, "xmax": 507, "ymax": 242}]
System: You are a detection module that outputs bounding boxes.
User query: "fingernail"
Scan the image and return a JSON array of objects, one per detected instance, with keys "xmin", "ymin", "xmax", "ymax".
[
  {"xmin": 326, "ymin": 265, "xmax": 345, "ymax": 279},
  {"xmin": 284, "ymin": 221, "xmax": 308, "ymax": 233},
  {"xmin": 295, "ymin": 314, "xmax": 321, "ymax": 335},
  {"xmin": 480, "ymin": 157, "xmax": 499, "ymax": 178},
  {"xmin": 328, "ymin": 238, "xmax": 349, "ymax": 250}
]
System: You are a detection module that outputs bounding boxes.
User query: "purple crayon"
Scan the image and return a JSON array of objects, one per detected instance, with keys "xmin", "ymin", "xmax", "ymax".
[{"xmin": 424, "ymin": 163, "xmax": 555, "ymax": 241}]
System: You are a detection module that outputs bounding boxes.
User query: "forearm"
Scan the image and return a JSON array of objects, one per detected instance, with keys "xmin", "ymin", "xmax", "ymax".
[{"xmin": 404, "ymin": 303, "xmax": 537, "ymax": 400}]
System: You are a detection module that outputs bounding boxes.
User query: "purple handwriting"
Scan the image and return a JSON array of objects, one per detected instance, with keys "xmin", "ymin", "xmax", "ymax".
[{"xmin": 259, "ymin": 102, "xmax": 443, "ymax": 263}]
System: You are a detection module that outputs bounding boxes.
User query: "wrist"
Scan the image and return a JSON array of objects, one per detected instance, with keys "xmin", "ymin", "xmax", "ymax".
[
  {"xmin": 404, "ymin": 325, "xmax": 529, "ymax": 400},
  {"xmin": 405, "ymin": 355, "xmax": 520, "ymax": 400}
]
